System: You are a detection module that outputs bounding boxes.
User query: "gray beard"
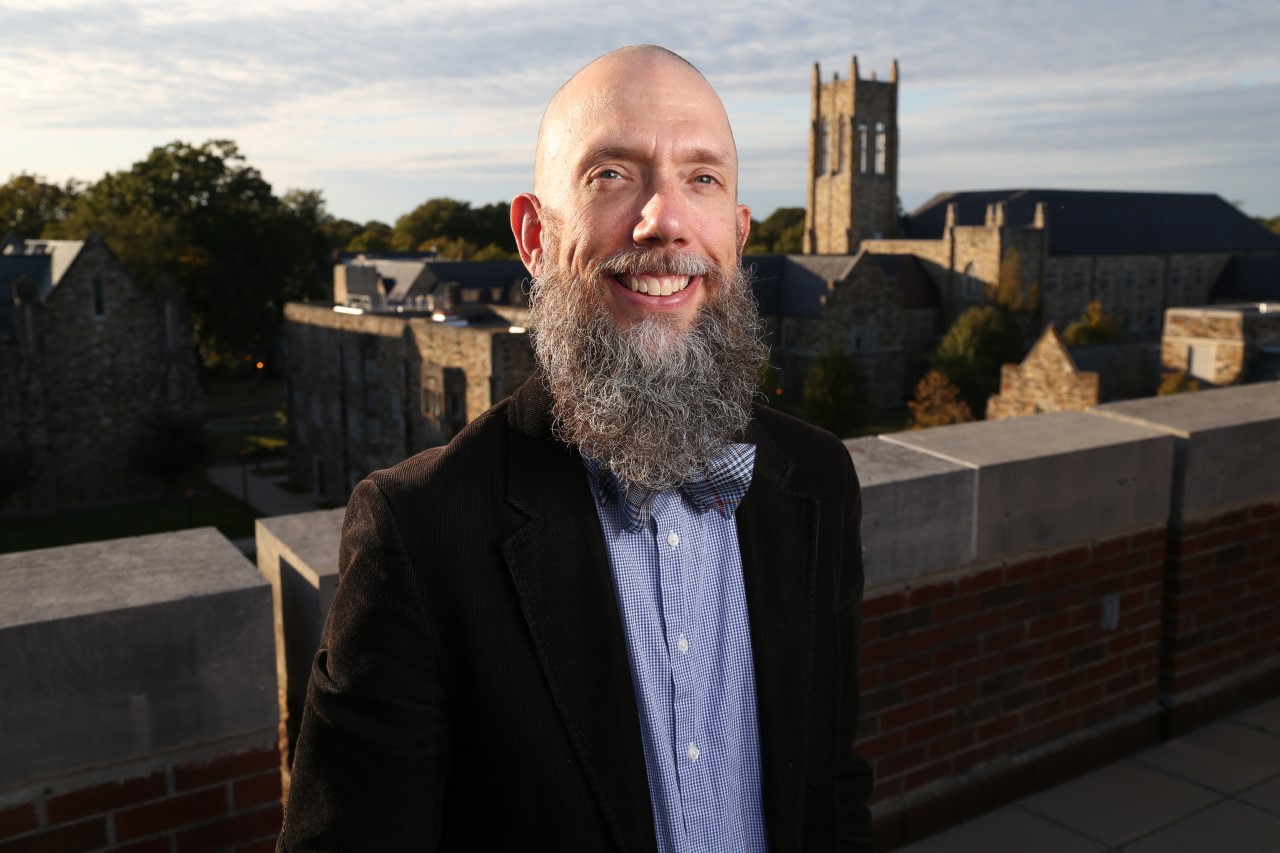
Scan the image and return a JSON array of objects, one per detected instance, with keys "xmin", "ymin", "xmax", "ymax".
[{"xmin": 527, "ymin": 246, "xmax": 767, "ymax": 491}]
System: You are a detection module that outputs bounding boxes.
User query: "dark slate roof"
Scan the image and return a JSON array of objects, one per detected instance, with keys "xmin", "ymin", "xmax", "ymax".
[
  {"xmin": 0, "ymin": 255, "xmax": 51, "ymax": 305},
  {"xmin": 745, "ymin": 254, "xmax": 786, "ymax": 315},
  {"xmin": 425, "ymin": 260, "xmax": 529, "ymax": 290},
  {"xmin": 1212, "ymin": 254, "xmax": 1280, "ymax": 302},
  {"xmin": 868, "ymin": 253, "xmax": 940, "ymax": 309},
  {"xmin": 905, "ymin": 189, "xmax": 1280, "ymax": 256}
]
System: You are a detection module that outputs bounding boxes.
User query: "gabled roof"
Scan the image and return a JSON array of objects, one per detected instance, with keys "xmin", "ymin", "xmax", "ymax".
[
  {"xmin": 868, "ymin": 253, "xmax": 940, "ymax": 309},
  {"xmin": 1213, "ymin": 254, "xmax": 1280, "ymax": 302},
  {"xmin": 1, "ymin": 234, "xmax": 89, "ymax": 303},
  {"xmin": 906, "ymin": 189, "xmax": 1280, "ymax": 256}
]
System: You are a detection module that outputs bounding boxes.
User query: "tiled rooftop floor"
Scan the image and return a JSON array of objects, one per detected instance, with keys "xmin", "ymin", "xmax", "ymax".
[{"xmin": 897, "ymin": 696, "xmax": 1280, "ymax": 852}]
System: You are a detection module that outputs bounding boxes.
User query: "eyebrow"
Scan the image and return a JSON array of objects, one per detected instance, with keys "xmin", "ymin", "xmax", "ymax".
[{"xmin": 581, "ymin": 144, "xmax": 736, "ymax": 170}]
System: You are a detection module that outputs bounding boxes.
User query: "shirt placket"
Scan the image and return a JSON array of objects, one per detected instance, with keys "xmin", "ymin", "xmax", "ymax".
[{"xmin": 651, "ymin": 493, "xmax": 699, "ymax": 841}]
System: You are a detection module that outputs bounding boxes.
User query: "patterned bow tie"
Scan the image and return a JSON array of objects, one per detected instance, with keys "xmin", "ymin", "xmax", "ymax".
[{"xmin": 590, "ymin": 443, "xmax": 757, "ymax": 533}]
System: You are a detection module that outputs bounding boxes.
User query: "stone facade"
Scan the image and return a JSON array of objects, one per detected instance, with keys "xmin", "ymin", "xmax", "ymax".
[
  {"xmin": 285, "ymin": 302, "xmax": 535, "ymax": 504},
  {"xmin": 0, "ymin": 234, "xmax": 202, "ymax": 513},
  {"xmin": 987, "ymin": 324, "xmax": 1100, "ymax": 420},
  {"xmin": 805, "ymin": 57, "xmax": 900, "ymax": 254},
  {"xmin": 1160, "ymin": 303, "xmax": 1280, "ymax": 386}
]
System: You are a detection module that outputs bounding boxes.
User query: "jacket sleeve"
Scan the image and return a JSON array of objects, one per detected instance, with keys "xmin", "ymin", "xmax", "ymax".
[
  {"xmin": 838, "ymin": 457, "xmax": 876, "ymax": 852},
  {"xmin": 278, "ymin": 477, "xmax": 450, "ymax": 851}
]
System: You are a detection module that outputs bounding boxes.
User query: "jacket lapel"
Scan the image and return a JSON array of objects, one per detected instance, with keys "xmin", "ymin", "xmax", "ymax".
[
  {"xmin": 738, "ymin": 416, "xmax": 819, "ymax": 849},
  {"xmin": 499, "ymin": 378, "xmax": 656, "ymax": 853}
]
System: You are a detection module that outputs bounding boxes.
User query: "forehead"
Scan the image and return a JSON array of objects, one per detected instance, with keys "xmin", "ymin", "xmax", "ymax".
[{"xmin": 538, "ymin": 59, "xmax": 737, "ymax": 182}]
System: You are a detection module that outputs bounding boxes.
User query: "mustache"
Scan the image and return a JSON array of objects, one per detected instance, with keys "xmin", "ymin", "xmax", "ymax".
[{"xmin": 594, "ymin": 247, "xmax": 714, "ymax": 278}]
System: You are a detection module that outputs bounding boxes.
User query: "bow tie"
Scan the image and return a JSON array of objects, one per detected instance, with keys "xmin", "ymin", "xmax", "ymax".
[{"xmin": 590, "ymin": 443, "xmax": 757, "ymax": 533}]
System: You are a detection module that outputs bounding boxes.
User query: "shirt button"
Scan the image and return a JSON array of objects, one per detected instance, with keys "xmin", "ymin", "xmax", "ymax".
[
  {"xmin": 667, "ymin": 530, "xmax": 680, "ymax": 548},
  {"xmin": 687, "ymin": 743, "xmax": 700, "ymax": 762},
  {"xmin": 677, "ymin": 635, "xmax": 689, "ymax": 654}
]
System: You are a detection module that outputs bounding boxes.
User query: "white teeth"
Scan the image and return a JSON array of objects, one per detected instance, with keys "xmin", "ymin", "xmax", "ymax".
[{"xmin": 621, "ymin": 275, "xmax": 690, "ymax": 296}]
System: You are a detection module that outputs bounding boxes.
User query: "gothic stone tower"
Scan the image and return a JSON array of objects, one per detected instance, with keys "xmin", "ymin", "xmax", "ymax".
[{"xmin": 804, "ymin": 56, "xmax": 900, "ymax": 254}]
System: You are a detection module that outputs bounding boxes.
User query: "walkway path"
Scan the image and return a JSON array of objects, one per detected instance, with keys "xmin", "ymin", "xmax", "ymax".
[{"xmin": 897, "ymin": 696, "xmax": 1280, "ymax": 852}]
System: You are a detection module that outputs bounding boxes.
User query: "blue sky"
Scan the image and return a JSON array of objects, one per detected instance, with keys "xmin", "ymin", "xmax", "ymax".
[{"xmin": 2, "ymin": 0, "xmax": 1277, "ymax": 225}]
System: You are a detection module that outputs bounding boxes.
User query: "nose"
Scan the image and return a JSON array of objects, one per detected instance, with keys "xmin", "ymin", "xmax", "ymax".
[{"xmin": 632, "ymin": 180, "xmax": 689, "ymax": 247}]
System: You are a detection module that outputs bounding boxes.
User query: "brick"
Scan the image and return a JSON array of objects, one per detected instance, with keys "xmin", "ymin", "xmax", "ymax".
[
  {"xmin": 1003, "ymin": 639, "xmax": 1048, "ymax": 668},
  {"xmin": 116, "ymin": 788, "xmax": 229, "ymax": 843},
  {"xmin": 1026, "ymin": 656, "xmax": 1068, "ymax": 682},
  {"xmin": 1091, "ymin": 535, "xmax": 1131, "ymax": 559},
  {"xmin": 862, "ymin": 591, "xmax": 906, "ymax": 619},
  {"xmin": 882, "ymin": 654, "xmax": 933, "ymax": 685},
  {"xmin": 981, "ymin": 582, "xmax": 1026, "ymax": 609},
  {"xmin": 1215, "ymin": 544, "xmax": 1248, "ymax": 569},
  {"xmin": 930, "ymin": 683, "xmax": 979, "ymax": 715},
  {"xmin": 957, "ymin": 569, "xmax": 1003, "ymax": 595},
  {"xmin": 880, "ymin": 606, "xmax": 933, "ymax": 638},
  {"xmin": 1251, "ymin": 503, "xmax": 1280, "ymax": 520},
  {"xmin": 1049, "ymin": 546, "xmax": 1091, "ymax": 572},
  {"xmin": 0, "ymin": 818, "xmax": 106, "ymax": 853},
  {"xmin": 954, "ymin": 698, "xmax": 1001, "ymax": 728},
  {"xmin": 955, "ymin": 653, "xmax": 1003, "ymax": 683},
  {"xmin": 46, "ymin": 771, "xmax": 167, "ymax": 824},
  {"xmin": 1131, "ymin": 528, "xmax": 1168, "ymax": 549},
  {"xmin": 953, "ymin": 609, "xmax": 1004, "ymax": 638},
  {"xmin": 907, "ymin": 581, "xmax": 955, "ymax": 607},
  {"xmin": 981, "ymin": 625, "xmax": 1026, "ymax": 656},
  {"xmin": 1068, "ymin": 643, "xmax": 1106, "ymax": 669},
  {"xmin": 976, "ymin": 713, "xmax": 1019, "ymax": 742},
  {"xmin": 856, "ymin": 730, "xmax": 905, "ymax": 759},
  {"xmin": 233, "ymin": 772, "xmax": 283, "ymax": 810},
  {"xmin": 237, "ymin": 841, "xmax": 280, "ymax": 853},
  {"xmin": 928, "ymin": 728, "xmax": 976, "ymax": 759},
  {"xmin": 875, "ymin": 746, "xmax": 928, "ymax": 779},
  {"xmin": 952, "ymin": 740, "xmax": 1002, "ymax": 774},
  {"xmin": 1027, "ymin": 612, "xmax": 1071, "ymax": 641},
  {"xmin": 905, "ymin": 714, "xmax": 955, "ymax": 745},
  {"xmin": 117, "ymin": 838, "xmax": 175, "ymax": 853},
  {"xmin": 882, "ymin": 699, "xmax": 933, "ymax": 730},
  {"xmin": 176, "ymin": 804, "xmax": 281, "ymax": 853},
  {"xmin": 174, "ymin": 747, "xmax": 279, "ymax": 792},
  {"xmin": 859, "ymin": 638, "xmax": 899, "ymax": 667},
  {"xmin": 933, "ymin": 638, "xmax": 981, "ymax": 668},
  {"xmin": 1004, "ymin": 556, "xmax": 1050, "ymax": 583},
  {"xmin": 861, "ymin": 684, "xmax": 905, "ymax": 714},
  {"xmin": 905, "ymin": 759, "xmax": 953, "ymax": 790},
  {"xmin": 907, "ymin": 622, "xmax": 959, "ymax": 655},
  {"xmin": 0, "ymin": 805, "xmax": 36, "ymax": 841},
  {"xmin": 980, "ymin": 670, "xmax": 1024, "ymax": 698},
  {"xmin": 903, "ymin": 670, "xmax": 955, "ymax": 702}
]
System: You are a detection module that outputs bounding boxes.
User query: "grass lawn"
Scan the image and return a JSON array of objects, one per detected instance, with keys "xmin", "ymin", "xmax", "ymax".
[{"xmin": 0, "ymin": 485, "xmax": 261, "ymax": 555}]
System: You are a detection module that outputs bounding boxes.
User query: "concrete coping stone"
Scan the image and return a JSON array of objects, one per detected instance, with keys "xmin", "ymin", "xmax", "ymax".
[
  {"xmin": 1091, "ymin": 380, "xmax": 1280, "ymax": 436},
  {"xmin": 256, "ymin": 508, "xmax": 346, "ymax": 585},
  {"xmin": 0, "ymin": 527, "xmax": 263, "ymax": 629}
]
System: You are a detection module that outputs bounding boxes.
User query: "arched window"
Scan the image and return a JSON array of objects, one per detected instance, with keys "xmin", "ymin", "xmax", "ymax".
[
  {"xmin": 874, "ymin": 121, "xmax": 887, "ymax": 174},
  {"xmin": 817, "ymin": 119, "xmax": 830, "ymax": 174},
  {"xmin": 832, "ymin": 120, "xmax": 843, "ymax": 173}
]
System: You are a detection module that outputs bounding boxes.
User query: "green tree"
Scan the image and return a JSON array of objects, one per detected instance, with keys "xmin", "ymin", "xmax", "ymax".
[
  {"xmin": 907, "ymin": 370, "xmax": 974, "ymax": 429},
  {"xmin": 346, "ymin": 221, "xmax": 393, "ymax": 253},
  {"xmin": 1254, "ymin": 215, "xmax": 1280, "ymax": 236},
  {"xmin": 392, "ymin": 197, "xmax": 517, "ymax": 259},
  {"xmin": 49, "ymin": 140, "xmax": 329, "ymax": 363},
  {"xmin": 744, "ymin": 207, "xmax": 806, "ymax": 254},
  {"xmin": 128, "ymin": 413, "xmax": 212, "ymax": 492},
  {"xmin": 0, "ymin": 173, "xmax": 82, "ymax": 238},
  {"xmin": 992, "ymin": 246, "xmax": 1040, "ymax": 315},
  {"xmin": 932, "ymin": 305, "xmax": 1026, "ymax": 418},
  {"xmin": 1062, "ymin": 300, "xmax": 1123, "ymax": 346},
  {"xmin": 802, "ymin": 348, "xmax": 874, "ymax": 437}
]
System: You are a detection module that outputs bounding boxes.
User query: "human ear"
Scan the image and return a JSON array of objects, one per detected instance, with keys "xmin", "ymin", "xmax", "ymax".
[
  {"xmin": 511, "ymin": 193, "xmax": 543, "ymax": 274},
  {"xmin": 736, "ymin": 204, "xmax": 751, "ymax": 253}
]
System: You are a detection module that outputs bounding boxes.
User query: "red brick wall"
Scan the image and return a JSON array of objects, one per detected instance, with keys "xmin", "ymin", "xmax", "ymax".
[
  {"xmin": 0, "ymin": 747, "xmax": 281, "ymax": 853},
  {"xmin": 1163, "ymin": 500, "xmax": 1280, "ymax": 705},
  {"xmin": 857, "ymin": 528, "xmax": 1165, "ymax": 810}
]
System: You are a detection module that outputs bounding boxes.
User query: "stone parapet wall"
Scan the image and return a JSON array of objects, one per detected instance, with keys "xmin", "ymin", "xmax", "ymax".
[{"xmin": 0, "ymin": 529, "xmax": 280, "ymax": 851}]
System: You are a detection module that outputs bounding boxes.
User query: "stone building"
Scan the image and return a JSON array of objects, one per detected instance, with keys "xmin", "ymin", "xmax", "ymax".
[
  {"xmin": 0, "ymin": 233, "xmax": 202, "ymax": 512},
  {"xmin": 284, "ymin": 301, "xmax": 535, "ymax": 505},
  {"xmin": 987, "ymin": 324, "xmax": 1100, "ymax": 420},
  {"xmin": 1161, "ymin": 303, "xmax": 1280, "ymax": 386},
  {"xmin": 751, "ymin": 251, "xmax": 937, "ymax": 409},
  {"xmin": 804, "ymin": 55, "xmax": 1280, "ymax": 381}
]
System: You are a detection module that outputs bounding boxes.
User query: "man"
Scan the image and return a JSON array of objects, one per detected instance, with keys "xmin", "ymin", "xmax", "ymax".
[{"xmin": 279, "ymin": 45, "xmax": 873, "ymax": 851}]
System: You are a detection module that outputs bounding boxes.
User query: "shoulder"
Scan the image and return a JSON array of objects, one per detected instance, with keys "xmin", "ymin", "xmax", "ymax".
[{"xmin": 750, "ymin": 403, "xmax": 855, "ymax": 477}]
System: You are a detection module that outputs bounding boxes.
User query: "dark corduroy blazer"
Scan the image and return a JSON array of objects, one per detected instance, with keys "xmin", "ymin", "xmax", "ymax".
[{"xmin": 278, "ymin": 376, "xmax": 874, "ymax": 852}]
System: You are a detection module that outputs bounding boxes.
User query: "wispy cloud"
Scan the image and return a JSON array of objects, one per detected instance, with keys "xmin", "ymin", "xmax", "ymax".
[{"xmin": 1, "ymin": 0, "xmax": 1276, "ymax": 221}]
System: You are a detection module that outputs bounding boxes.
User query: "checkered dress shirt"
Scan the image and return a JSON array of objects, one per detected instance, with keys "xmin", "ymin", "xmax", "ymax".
[{"xmin": 583, "ymin": 445, "xmax": 767, "ymax": 853}]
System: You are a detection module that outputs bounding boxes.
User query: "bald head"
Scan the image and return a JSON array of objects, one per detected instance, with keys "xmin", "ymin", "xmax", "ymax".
[{"xmin": 533, "ymin": 45, "xmax": 737, "ymax": 198}]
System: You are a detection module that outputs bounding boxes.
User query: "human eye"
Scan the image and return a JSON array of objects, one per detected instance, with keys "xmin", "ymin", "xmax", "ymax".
[
  {"xmin": 595, "ymin": 168, "xmax": 622, "ymax": 181},
  {"xmin": 692, "ymin": 172, "xmax": 721, "ymax": 187}
]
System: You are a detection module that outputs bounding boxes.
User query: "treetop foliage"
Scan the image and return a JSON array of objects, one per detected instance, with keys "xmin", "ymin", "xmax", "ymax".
[
  {"xmin": 907, "ymin": 370, "xmax": 975, "ymax": 430},
  {"xmin": 931, "ymin": 304, "xmax": 1027, "ymax": 419},
  {"xmin": 1061, "ymin": 300, "xmax": 1124, "ymax": 346},
  {"xmin": 744, "ymin": 207, "xmax": 805, "ymax": 255},
  {"xmin": 802, "ymin": 347, "xmax": 874, "ymax": 438}
]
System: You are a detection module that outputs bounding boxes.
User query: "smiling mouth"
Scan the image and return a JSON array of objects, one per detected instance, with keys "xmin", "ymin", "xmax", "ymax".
[{"xmin": 616, "ymin": 274, "xmax": 691, "ymax": 296}]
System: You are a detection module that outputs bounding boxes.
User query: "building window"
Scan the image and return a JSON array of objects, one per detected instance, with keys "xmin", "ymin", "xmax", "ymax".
[
  {"xmin": 874, "ymin": 121, "xmax": 887, "ymax": 174},
  {"xmin": 1044, "ymin": 269, "xmax": 1059, "ymax": 293},
  {"xmin": 962, "ymin": 262, "xmax": 982, "ymax": 300},
  {"xmin": 1098, "ymin": 271, "xmax": 1111, "ymax": 293},
  {"xmin": 1073, "ymin": 269, "xmax": 1085, "ymax": 292},
  {"xmin": 817, "ymin": 119, "xmax": 830, "ymax": 174},
  {"xmin": 857, "ymin": 123, "xmax": 868, "ymax": 174},
  {"xmin": 1123, "ymin": 270, "xmax": 1135, "ymax": 290},
  {"xmin": 92, "ymin": 275, "xmax": 106, "ymax": 319},
  {"xmin": 832, "ymin": 120, "xmax": 843, "ymax": 173}
]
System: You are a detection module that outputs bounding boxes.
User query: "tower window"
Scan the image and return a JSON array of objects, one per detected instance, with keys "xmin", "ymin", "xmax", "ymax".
[
  {"xmin": 858, "ymin": 123, "xmax": 868, "ymax": 174},
  {"xmin": 874, "ymin": 121, "xmax": 887, "ymax": 175},
  {"xmin": 832, "ymin": 120, "xmax": 843, "ymax": 173},
  {"xmin": 817, "ymin": 119, "xmax": 830, "ymax": 174}
]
